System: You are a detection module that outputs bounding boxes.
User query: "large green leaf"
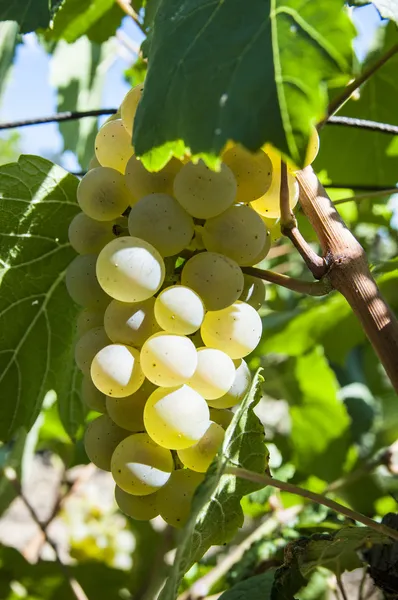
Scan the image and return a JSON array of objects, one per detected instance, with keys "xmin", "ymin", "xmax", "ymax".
[
  {"xmin": 48, "ymin": 0, "xmax": 123, "ymax": 43},
  {"xmin": 0, "ymin": 428, "xmax": 26, "ymax": 517},
  {"xmin": 159, "ymin": 370, "xmax": 269, "ymax": 600},
  {"xmin": 0, "ymin": 0, "xmax": 59, "ymax": 33},
  {"xmin": 315, "ymin": 23, "xmax": 398, "ymax": 188},
  {"xmin": 0, "ymin": 22, "xmax": 18, "ymax": 97},
  {"xmin": 0, "ymin": 155, "xmax": 81, "ymax": 441},
  {"xmin": 134, "ymin": 0, "xmax": 355, "ymax": 171},
  {"xmin": 219, "ymin": 571, "xmax": 276, "ymax": 600}
]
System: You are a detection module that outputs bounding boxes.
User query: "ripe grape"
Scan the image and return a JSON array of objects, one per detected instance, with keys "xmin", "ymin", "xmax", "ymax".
[
  {"xmin": 208, "ymin": 358, "xmax": 251, "ymax": 408},
  {"xmin": 202, "ymin": 204, "xmax": 267, "ymax": 266},
  {"xmin": 84, "ymin": 414, "xmax": 128, "ymax": 471},
  {"xmin": 77, "ymin": 167, "xmax": 132, "ymax": 221},
  {"xmin": 104, "ymin": 297, "xmax": 160, "ymax": 347},
  {"xmin": 156, "ymin": 469, "xmax": 204, "ymax": 528},
  {"xmin": 173, "ymin": 160, "xmax": 237, "ymax": 219},
  {"xmin": 76, "ymin": 308, "xmax": 104, "ymax": 336},
  {"xmin": 240, "ymin": 275, "xmax": 266, "ymax": 310},
  {"xmin": 115, "ymin": 485, "xmax": 159, "ymax": 521},
  {"xmin": 209, "ymin": 407, "xmax": 234, "ymax": 429},
  {"xmin": 127, "ymin": 193, "xmax": 194, "ymax": 257},
  {"xmin": 88, "ymin": 155, "xmax": 101, "ymax": 170},
  {"xmin": 201, "ymin": 301, "xmax": 262, "ymax": 359},
  {"xmin": 81, "ymin": 375, "xmax": 106, "ymax": 413},
  {"xmin": 181, "ymin": 252, "xmax": 244, "ymax": 311},
  {"xmin": 111, "ymin": 432, "xmax": 173, "ymax": 495},
  {"xmin": 96, "ymin": 236, "xmax": 165, "ymax": 303},
  {"xmin": 68, "ymin": 212, "xmax": 116, "ymax": 255},
  {"xmin": 154, "ymin": 286, "xmax": 205, "ymax": 335},
  {"xmin": 74, "ymin": 326, "xmax": 110, "ymax": 375},
  {"xmin": 189, "ymin": 347, "xmax": 235, "ymax": 400},
  {"xmin": 65, "ymin": 254, "xmax": 109, "ymax": 309},
  {"xmin": 144, "ymin": 385, "xmax": 210, "ymax": 449},
  {"xmin": 177, "ymin": 422, "xmax": 224, "ymax": 472},
  {"xmin": 91, "ymin": 344, "xmax": 144, "ymax": 397},
  {"xmin": 222, "ymin": 145, "xmax": 272, "ymax": 203},
  {"xmin": 125, "ymin": 155, "xmax": 182, "ymax": 200},
  {"xmin": 120, "ymin": 83, "xmax": 144, "ymax": 135},
  {"xmin": 140, "ymin": 332, "xmax": 198, "ymax": 387},
  {"xmin": 95, "ymin": 119, "xmax": 134, "ymax": 173},
  {"xmin": 106, "ymin": 380, "xmax": 155, "ymax": 432}
]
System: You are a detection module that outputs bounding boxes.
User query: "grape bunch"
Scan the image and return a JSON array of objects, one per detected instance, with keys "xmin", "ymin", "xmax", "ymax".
[{"xmin": 66, "ymin": 84, "xmax": 319, "ymax": 527}]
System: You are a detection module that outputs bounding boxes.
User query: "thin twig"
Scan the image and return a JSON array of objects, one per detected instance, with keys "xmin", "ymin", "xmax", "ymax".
[
  {"xmin": 280, "ymin": 160, "xmax": 295, "ymax": 229},
  {"xmin": 325, "ymin": 448, "xmax": 392, "ymax": 494},
  {"xmin": 241, "ymin": 266, "xmax": 331, "ymax": 296},
  {"xmin": 320, "ymin": 43, "xmax": 398, "ymax": 126},
  {"xmin": 225, "ymin": 466, "xmax": 398, "ymax": 542},
  {"xmin": 115, "ymin": 0, "xmax": 144, "ymax": 32},
  {"xmin": 358, "ymin": 568, "xmax": 367, "ymax": 600},
  {"xmin": 0, "ymin": 109, "xmax": 117, "ymax": 130},
  {"xmin": 333, "ymin": 187, "xmax": 397, "ymax": 206},
  {"xmin": 337, "ymin": 575, "xmax": 349, "ymax": 600},
  {"xmin": 327, "ymin": 116, "xmax": 398, "ymax": 135}
]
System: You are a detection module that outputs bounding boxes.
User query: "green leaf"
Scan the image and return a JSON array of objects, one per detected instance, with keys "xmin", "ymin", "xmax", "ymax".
[
  {"xmin": 0, "ymin": 0, "xmax": 59, "ymax": 33},
  {"xmin": 0, "ymin": 428, "xmax": 26, "ymax": 517},
  {"xmin": 134, "ymin": 0, "xmax": 355, "ymax": 170},
  {"xmin": 50, "ymin": 37, "xmax": 111, "ymax": 169},
  {"xmin": 0, "ymin": 155, "xmax": 81, "ymax": 441},
  {"xmin": 219, "ymin": 571, "xmax": 276, "ymax": 600},
  {"xmin": 159, "ymin": 370, "xmax": 269, "ymax": 600},
  {"xmin": 48, "ymin": 0, "xmax": 123, "ymax": 43},
  {"xmin": 0, "ymin": 22, "xmax": 18, "ymax": 97}
]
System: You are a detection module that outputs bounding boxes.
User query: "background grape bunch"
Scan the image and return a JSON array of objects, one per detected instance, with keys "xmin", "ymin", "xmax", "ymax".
[{"xmin": 66, "ymin": 84, "xmax": 319, "ymax": 528}]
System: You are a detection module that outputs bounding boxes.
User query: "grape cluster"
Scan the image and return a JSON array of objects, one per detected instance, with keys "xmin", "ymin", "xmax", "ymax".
[{"xmin": 66, "ymin": 84, "xmax": 319, "ymax": 527}]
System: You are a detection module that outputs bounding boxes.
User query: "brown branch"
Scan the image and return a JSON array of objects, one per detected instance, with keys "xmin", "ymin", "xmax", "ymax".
[
  {"xmin": 115, "ymin": 0, "xmax": 144, "ymax": 31},
  {"xmin": 333, "ymin": 188, "xmax": 397, "ymax": 206},
  {"xmin": 280, "ymin": 161, "xmax": 295, "ymax": 228},
  {"xmin": 320, "ymin": 43, "xmax": 398, "ymax": 126},
  {"xmin": 297, "ymin": 167, "xmax": 398, "ymax": 394},
  {"xmin": 226, "ymin": 467, "xmax": 398, "ymax": 542},
  {"xmin": 242, "ymin": 266, "xmax": 331, "ymax": 296}
]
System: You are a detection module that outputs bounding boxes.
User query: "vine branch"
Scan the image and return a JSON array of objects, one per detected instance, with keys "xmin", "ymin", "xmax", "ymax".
[
  {"xmin": 242, "ymin": 266, "xmax": 331, "ymax": 296},
  {"xmin": 333, "ymin": 187, "xmax": 397, "ymax": 206},
  {"xmin": 226, "ymin": 466, "xmax": 398, "ymax": 542},
  {"xmin": 327, "ymin": 116, "xmax": 398, "ymax": 135}
]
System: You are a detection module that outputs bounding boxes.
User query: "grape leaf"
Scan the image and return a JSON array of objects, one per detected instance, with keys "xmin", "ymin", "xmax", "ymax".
[
  {"xmin": 349, "ymin": 0, "xmax": 398, "ymax": 23},
  {"xmin": 0, "ymin": 428, "xmax": 26, "ymax": 517},
  {"xmin": 0, "ymin": 22, "xmax": 18, "ymax": 97},
  {"xmin": 48, "ymin": 0, "xmax": 124, "ymax": 43},
  {"xmin": 0, "ymin": 155, "xmax": 81, "ymax": 441},
  {"xmin": 133, "ymin": 0, "xmax": 355, "ymax": 171},
  {"xmin": 219, "ymin": 571, "xmax": 276, "ymax": 600},
  {"xmin": 159, "ymin": 370, "xmax": 269, "ymax": 600},
  {"xmin": 0, "ymin": 0, "xmax": 59, "ymax": 33}
]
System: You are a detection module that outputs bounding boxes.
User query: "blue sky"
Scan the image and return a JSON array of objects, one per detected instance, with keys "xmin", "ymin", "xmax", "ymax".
[{"xmin": 0, "ymin": 4, "xmax": 383, "ymax": 170}]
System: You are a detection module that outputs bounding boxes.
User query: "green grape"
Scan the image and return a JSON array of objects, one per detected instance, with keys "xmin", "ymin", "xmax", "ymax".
[
  {"xmin": 88, "ymin": 155, "xmax": 101, "ymax": 170},
  {"xmin": 68, "ymin": 212, "xmax": 116, "ymax": 254},
  {"xmin": 181, "ymin": 252, "xmax": 244, "ymax": 311},
  {"xmin": 111, "ymin": 433, "xmax": 174, "ymax": 495},
  {"xmin": 76, "ymin": 308, "xmax": 104, "ymax": 336},
  {"xmin": 154, "ymin": 286, "xmax": 205, "ymax": 335},
  {"xmin": 177, "ymin": 422, "xmax": 224, "ymax": 473},
  {"xmin": 208, "ymin": 358, "xmax": 251, "ymax": 409},
  {"xmin": 209, "ymin": 407, "xmax": 233, "ymax": 429},
  {"xmin": 91, "ymin": 344, "xmax": 145, "ymax": 397},
  {"xmin": 81, "ymin": 375, "xmax": 107, "ymax": 413},
  {"xmin": 65, "ymin": 254, "xmax": 109, "ymax": 310},
  {"xmin": 239, "ymin": 275, "xmax": 266, "ymax": 310},
  {"xmin": 140, "ymin": 332, "xmax": 198, "ymax": 387},
  {"xmin": 222, "ymin": 145, "xmax": 272, "ymax": 203},
  {"xmin": 115, "ymin": 485, "xmax": 159, "ymax": 521},
  {"xmin": 77, "ymin": 167, "xmax": 132, "ymax": 221},
  {"xmin": 201, "ymin": 301, "xmax": 262, "ymax": 359},
  {"xmin": 156, "ymin": 469, "xmax": 204, "ymax": 528},
  {"xmin": 189, "ymin": 347, "xmax": 235, "ymax": 400},
  {"xmin": 74, "ymin": 326, "xmax": 110, "ymax": 375},
  {"xmin": 96, "ymin": 236, "xmax": 165, "ymax": 303},
  {"xmin": 84, "ymin": 414, "xmax": 129, "ymax": 471},
  {"xmin": 95, "ymin": 119, "xmax": 134, "ymax": 173},
  {"xmin": 249, "ymin": 230, "xmax": 271, "ymax": 265},
  {"xmin": 120, "ymin": 83, "xmax": 144, "ymax": 135},
  {"xmin": 125, "ymin": 155, "xmax": 182, "ymax": 200},
  {"xmin": 284, "ymin": 126, "xmax": 320, "ymax": 171},
  {"xmin": 104, "ymin": 297, "xmax": 160, "ymax": 347},
  {"xmin": 106, "ymin": 379, "xmax": 155, "ymax": 432},
  {"xmin": 127, "ymin": 193, "xmax": 194, "ymax": 257},
  {"xmin": 173, "ymin": 160, "xmax": 237, "ymax": 219},
  {"xmin": 144, "ymin": 385, "xmax": 210, "ymax": 450},
  {"xmin": 202, "ymin": 204, "xmax": 267, "ymax": 266}
]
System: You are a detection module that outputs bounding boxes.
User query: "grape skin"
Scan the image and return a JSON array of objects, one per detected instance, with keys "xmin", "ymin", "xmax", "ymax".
[
  {"xmin": 208, "ymin": 358, "xmax": 251, "ymax": 409},
  {"xmin": 189, "ymin": 347, "xmax": 235, "ymax": 400},
  {"xmin": 209, "ymin": 408, "xmax": 234, "ymax": 429},
  {"xmin": 222, "ymin": 145, "xmax": 273, "ymax": 203},
  {"xmin": 68, "ymin": 212, "xmax": 116, "ymax": 254},
  {"xmin": 111, "ymin": 433, "xmax": 174, "ymax": 495},
  {"xmin": 125, "ymin": 155, "xmax": 182, "ymax": 201},
  {"xmin": 104, "ymin": 297, "xmax": 160, "ymax": 347},
  {"xmin": 115, "ymin": 485, "xmax": 159, "ymax": 521},
  {"xmin": 74, "ymin": 326, "xmax": 110, "ymax": 375},
  {"xmin": 106, "ymin": 380, "xmax": 155, "ymax": 432},
  {"xmin": 81, "ymin": 375, "xmax": 107, "ymax": 413},
  {"xmin": 156, "ymin": 469, "xmax": 204, "ymax": 528},
  {"xmin": 240, "ymin": 275, "xmax": 266, "ymax": 310},
  {"xmin": 77, "ymin": 167, "xmax": 132, "ymax": 221},
  {"xmin": 65, "ymin": 254, "xmax": 109, "ymax": 310},
  {"xmin": 95, "ymin": 119, "xmax": 134, "ymax": 173},
  {"xmin": 84, "ymin": 414, "xmax": 129, "ymax": 471},
  {"xmin": 91, "ymin": 344, "xmax": 145, "ymax": 397},
  {"xmin": 76, "ymin": 308, "xmax": 104, "ymax": 336},
  {"xmin": 154, "ymin": 286, "xmax": 205, "ymax": 335},
  {"xmin": 177, "ymin": 422, "xmax": 225, "ymax": 473},
  {"xmin": 120, "ymin": 83, "xmax": 144, "ymax": 135},
  {"xmin": 144, "ymin": 385, "xmax": 210, "ymax": 450},
  {"xmin": 140, "ymin": 332, "xmax": 198, "ymax": 387}
]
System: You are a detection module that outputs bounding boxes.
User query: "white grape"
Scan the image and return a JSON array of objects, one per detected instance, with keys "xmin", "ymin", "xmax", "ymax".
[
  {"xmin": 115, "ymin": 485, "xmax": 159, "ymax": 521},
  {"xmin": 91, "ymin": 343, "xmax": 145, "ymax": 397},
  {"xmin": 208, "ymin": 358, "xmax": 251, "ymax": 408},
  {"xmin": 127, "ymin": 193, "xmax": 194, "ymax": 257},
  {"xmin": 140, "ymin": 332, "xmax": 197, "ymax": 387},
  {"xmin": 96, "ymin": 236, "xmax": 165, "ymax": 302},
  {"xmin": 209, "ymin": 407, "xmax": 234, "ymax": 429},
  {"xmin": 154, "ymin": 286, "xmax": 205, "ymax": 335},
  {"xmin": 77, "ymin": 167, "xmax": 132, "ymax": 221},
  {"xmin": 84, "ymin": 414, "xmax": 128, "ymax": 471},
  {"xmin": 177, "ymin": 422, "xmax": 225, "ymax": 472},
  {"xmin": 120, "ymin": 83, "xmax": 144, "ymax": 135},
  {"xmin": 106, "ymin": 379, "xmax": 155, "ymax": 432},
  {"xmin": 181, "ymin": 252, "xmax": 244, "ymax": 311},
  {"xmin": 201, "ymin": 301, "xmax": 262, "ymax": 359},
  {"xmin": 189, "ymin": 347, "xmax": 235, "ymax": 400},
  {"xmin": 81, "ymin": 375, "xmax": 106, "ymax": 413},
  {"xmin": 173, "ymin": 160, "xmax": 237, "ymax": 219},
  {"xmin": 144, "ymin": 385, "xmax": 210, "ymax": 449},
  {"xmin": 104, "ymin": 297, "xmax": 160, "ymax": 347},
  {"xmin": 65, "ymin": 254, "xmax": 109, "ymax": 310},
  {"xmin": 68, "ymin": 212, "xmax": 116, "ymax": 254},
  {"xmin": 74, "ymin": 326, "xmax": 110, "ymax": 375},
  {"xmin": 222, "ymin": 145, "xmax": 273, "ymax": 203},
  {"xmin": 156, "ymin": 469, "xmax": 204, "ymax": 528},
  {"xmin": 125, "ymin": 155, "xmax": 182, "ymax": 201},
  {"xmin": 249, "ymin": 229, "xmax": 271, "ymax": 265},
  {"xmin": 240, "ymin": 275, "xmax": 266, "ymax": 310},
  {"xmin": 95, "ymin": 119, "xmax": 134, "ymax": 173},
  {"xmin": 76, "ymin": 308, "xmax": 104, "ymax": 336}
]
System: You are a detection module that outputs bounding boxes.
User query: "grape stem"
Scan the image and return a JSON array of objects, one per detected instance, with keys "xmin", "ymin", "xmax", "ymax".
[
  {"xmin": 241, "ymin": 266, "xmax": 331, "ymax": 296},
  {"xmin": 333, "ymin": 187, "xmax": 397, "ymax": 206},
  {"xmin": 225, "ymin": 466, "xmax": 398, "ymax": 542}
]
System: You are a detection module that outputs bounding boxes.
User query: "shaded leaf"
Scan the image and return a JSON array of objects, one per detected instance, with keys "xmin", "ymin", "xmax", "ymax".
[
  {"xmin": 48, "ymin": 0, "xmax": 123, "ymax": 43},
  {"xmin": 0, "ymin": 0, "xmax": 59, "ymax": 33},
  {"xmin": 0, "ymin": 22, "xmax": 18, "ymax": 97},
  {"xmin": 0, "ymin": 428, "xmax": 26, "ymax": 517},
  {"xmin": 219, "ymin": 571, "xmax": 276, "ymax": 600},
  {"xmin": 0, "ymin": 155, "xmax": 81, "ymax": 440},
  {"xmin": 134, "ymin": 0, "xmax": 355, "ymax": 170},
  {"xmin": 159, "ymin": 370, "xmax": 269, "ymax": 600}
]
